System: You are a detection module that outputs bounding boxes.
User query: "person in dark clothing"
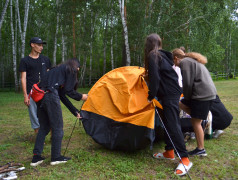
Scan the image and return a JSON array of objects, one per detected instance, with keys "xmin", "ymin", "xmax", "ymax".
[
  {"xmin": 144, "ymin": 33, "xmax": 192, "ymax": 176},
  {"xmin": 19, "ymin": 37, "xmax": 51, "ymax": 134},
  {"xmin": 30, "ymin": 58, "xmax": 88, "ymax": 167},
  {"xmin": 180, "ymin": 95, "xmax": 233, "ymax": 138}
]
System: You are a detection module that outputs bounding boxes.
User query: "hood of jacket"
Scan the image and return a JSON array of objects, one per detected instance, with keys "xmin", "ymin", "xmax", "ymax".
[
  {"xmin": 159, "ymin": 49, "xmax": 174, "ymax": 66},
  {"xmin": 186, "ymin": 52, "xmax": 207, "ymax": 64}
]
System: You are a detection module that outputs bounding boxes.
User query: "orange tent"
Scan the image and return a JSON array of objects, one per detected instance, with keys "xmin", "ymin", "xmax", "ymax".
[{"xmin": 80, "ymin": 66, "xmax": 162, "ymax": 151}]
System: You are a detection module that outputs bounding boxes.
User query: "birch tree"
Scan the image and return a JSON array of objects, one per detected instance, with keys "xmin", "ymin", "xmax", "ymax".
[
  {"xmin": 61, "ymin": 25, "xmax": 66, "ymax": 62},
  {"xmin": 118, "ymin": 0, "xmax": 130, "ymax": 66},
  {"xmin": 15, "ymin": 0, "xmax": 29, "ymax": 58},
  {"xmin": 10, "ymin": 0, "xmax": 18, "ymax": 91},
  {"xmin": 53, "ymin": 0, "xmax": 60, "ymax": 65},
  {"xmin": 0, "ymin": 0, "xmax": 9, "ymax": 32},
  {"xmin": 89, "ymin": 11, "xmax": 97, "ymax": 86},
  {"xmin": 110, "ymin": 13, "xmax": 114, "ymax": 69},
  {"xmin": 103, "ymin": 14, "xmax": 109, "ymax": 74}
]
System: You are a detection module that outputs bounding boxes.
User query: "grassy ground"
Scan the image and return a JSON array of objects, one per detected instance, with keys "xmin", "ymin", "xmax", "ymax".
[{"xmin": 0, "ymin": 82, "xmax": 237, "ymax": 180}]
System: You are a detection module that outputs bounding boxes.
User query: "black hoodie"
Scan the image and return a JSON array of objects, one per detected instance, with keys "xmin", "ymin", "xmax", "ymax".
[{"xmin": 148, "ymin": 49, "xmax": 182, "ymax": 100}]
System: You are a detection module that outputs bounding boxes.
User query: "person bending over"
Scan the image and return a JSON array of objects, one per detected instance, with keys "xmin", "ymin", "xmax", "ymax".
[
  {"xmin": 30, "ymin": 58, "xmax": 88, "ymax": 166},
  {"xmin": 172, "ymin": 48, "xmax": 217, "ymax": 156}
]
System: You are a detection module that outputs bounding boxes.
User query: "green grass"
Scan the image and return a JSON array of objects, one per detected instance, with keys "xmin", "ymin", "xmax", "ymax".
[{"xmin": 0, "ymin": 81, "xmax": 238, "ymax": 179}]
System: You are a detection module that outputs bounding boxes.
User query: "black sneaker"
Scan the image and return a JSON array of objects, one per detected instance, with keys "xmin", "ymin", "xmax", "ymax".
[
  {"xmin": 50, "ymin": 156, "xmax": 71, "ymax": 165},
  {"xmin": 30, "ymin": 155, "xmax": 45, "ymax": 166},
  {"xmin": 188, "ymin": 147, "xmax": 207, "ymax": 157}
]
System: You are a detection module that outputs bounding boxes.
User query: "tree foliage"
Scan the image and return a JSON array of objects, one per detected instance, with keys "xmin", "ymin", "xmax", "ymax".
[{"xmin": 0, "ymin": 0, "xmax": 237, "ymax": 89}]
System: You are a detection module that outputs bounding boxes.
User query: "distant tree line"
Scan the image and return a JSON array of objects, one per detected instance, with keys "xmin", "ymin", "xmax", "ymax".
[{"xmin": 0, "ymin": 0, "xmax": 237, "ymax": 91}]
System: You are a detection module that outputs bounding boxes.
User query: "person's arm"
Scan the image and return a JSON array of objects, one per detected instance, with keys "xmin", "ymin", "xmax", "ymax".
[
  {"xmin": 58, "ymin": 88, "xmax": 88, "ymax": 117},
  {"xmin": 21, "ymin": 72, "xmax": 30, "ymax": 106},
  {"xmin": 58, "ymin": 88, "xmax": 80, "ymax": 116},
  {"xmin": 64, "ymin": 72, "xmax": 83, "ymax": 100},
  {"xmin": 180, "ymin": 59, "xmax": 194, "ymax": 100},
  {"xmin": 148, "ymin": 53, "xmax": 161, "ymax": 101}
]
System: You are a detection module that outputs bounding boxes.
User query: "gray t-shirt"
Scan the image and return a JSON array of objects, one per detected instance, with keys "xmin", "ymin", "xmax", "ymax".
[{"xmin": 180, "ymin": 57, "xmax": 216, "ymax": 101}]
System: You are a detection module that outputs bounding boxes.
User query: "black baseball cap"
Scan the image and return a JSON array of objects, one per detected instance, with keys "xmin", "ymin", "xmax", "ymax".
[{"xmin": 29, "ymin": 37, "xmax": 46, "ymax": 46}]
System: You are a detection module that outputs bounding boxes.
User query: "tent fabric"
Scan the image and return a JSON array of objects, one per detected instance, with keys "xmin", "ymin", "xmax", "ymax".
[{"xmin": 80, "ymin": 66, "xmax": 162, "ymax": 151}]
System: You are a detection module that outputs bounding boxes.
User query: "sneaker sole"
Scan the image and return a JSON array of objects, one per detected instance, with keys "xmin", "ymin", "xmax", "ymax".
[
  {"xmin": 30, "ymin": 160, "xmax": 43, "ymax": 167},
  {"xmin": 50, "ymin": 161, "xmax": 67, "ymax": 165},
  {"xmin": 189, "ymin": 153, "xmax": 207, "ymax": 157}
]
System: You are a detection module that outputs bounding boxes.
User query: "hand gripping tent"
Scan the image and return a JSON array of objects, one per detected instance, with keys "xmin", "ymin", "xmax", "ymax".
[{"xmin": 80, "ymin": 66, "xmax": 162, "ymax": 151}]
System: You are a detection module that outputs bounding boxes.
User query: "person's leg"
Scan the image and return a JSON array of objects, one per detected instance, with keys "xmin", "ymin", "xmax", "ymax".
[
  {"xmin": 188, "ymin": 99, "xmax": 212, "ymax": 156},
  {"xmin": 28, "ymin": 97, "xmax": 40, "ymax": 133},
  {"xmin": 164, "ymin": 98, "xmax": 192, "ymax": 175},
  {"xmin": 163, "ymin": 98, "xmax": 188, "ymax": 157},
  {"xmin": 45, "ymin": 92, "xmax": 64, "ymax": 160},
  {"xmin": 191, "ymin": 118, "xmax": 204, "ymax": 149},
  {"xmin": 33, "ymin": 99, "xmax": 50, "ymax": 156},
  {"xmin": 31, "ymin": 98, "xmax": 50, "ymax": 166}
]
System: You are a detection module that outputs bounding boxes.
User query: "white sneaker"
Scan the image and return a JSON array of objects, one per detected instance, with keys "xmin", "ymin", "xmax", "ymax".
[{"xmin": 213, "ymin": 130, "xmax": 224, "ymax": 138}]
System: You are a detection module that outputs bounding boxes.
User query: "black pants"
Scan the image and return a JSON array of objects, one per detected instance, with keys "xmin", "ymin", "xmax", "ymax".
[
  {"xmin": 33, "ymin": 90, "xmax": 64, "ymax": 159},
  {"xmin": 160, "ymin": 95, "xmax": 188, "ymax": 158}
]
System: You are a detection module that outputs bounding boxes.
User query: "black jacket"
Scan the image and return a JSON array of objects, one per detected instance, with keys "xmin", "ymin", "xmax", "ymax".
[
  {"xmin": 148, "ymin": 49, "xmax": 182, "ymax": 100},
  {"xmin": 39, "ymin": 64, "xmax": 82, "ymax": 116}
]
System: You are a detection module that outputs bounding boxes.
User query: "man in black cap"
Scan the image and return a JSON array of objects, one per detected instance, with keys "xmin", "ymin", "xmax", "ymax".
[{"xmin": 19, "ymin": 37, "xmax": 51, "ymax": 135}]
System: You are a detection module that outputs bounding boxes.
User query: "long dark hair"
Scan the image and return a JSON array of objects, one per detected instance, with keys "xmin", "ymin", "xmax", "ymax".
[
  {"xmin": 65, "ymin": 58, "xmax": 80, "ymax": 74},
  {"xmin": 65, "ymin": 58, "xmax": 80, "ymax": 90},
  {"xmin": 144, "ymin": 33, "xmax": 162, "ymax": 77}
]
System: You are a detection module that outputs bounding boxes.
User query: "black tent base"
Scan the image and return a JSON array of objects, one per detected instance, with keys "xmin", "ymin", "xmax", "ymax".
[{"xmin": 81, "ymin": 110, "xmax": 155, "ymax": 152}]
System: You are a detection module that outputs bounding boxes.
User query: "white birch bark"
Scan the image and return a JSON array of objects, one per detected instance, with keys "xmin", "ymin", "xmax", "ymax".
[
  {"xmin": 53, "ymin": 0, "xmax": 60, "ymax": 66},
  {"xmin": 80, "ymin": 55, "xmax": 87, "ymax": 86},
  {"xmin": 119, "ymin": 0, "xmax": 130, "ymax": 66},
  {"xmin": 10, "ymin": 0, "xmax": 18, "ymax": 91},
  {"xmin": 103, "ymin": 15, "xmax": 108, "ymax": 74},
  {"xmin": 16, "ymin": 0, "xmax": 29, "ymax": 58},
  {"xmin": 110, "ymin": 8, "xmax": 114, "ymax": 70},
  {"xmin": 21, "ymin": 0, "xmax": 29, "ymax": 58},
  {"xmin": 61, "ymin": 25, "xmax": 66, "ymax": 62},
  {"xmin": 89, "ymin": 12, "xmax": 97, "ymax": 85},
  {"xmin": 110, "ymin": 36, "xmax": 114, "ymax": 70},
  {"xmin": 0, "ymin": 0, "xmax": 10, "ymax": 31}
]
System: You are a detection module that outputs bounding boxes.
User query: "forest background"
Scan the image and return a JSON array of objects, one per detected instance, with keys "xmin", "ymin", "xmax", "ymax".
[{"xmin": 0, "ymin": 0, "xmax": 238, "ymax": 91}]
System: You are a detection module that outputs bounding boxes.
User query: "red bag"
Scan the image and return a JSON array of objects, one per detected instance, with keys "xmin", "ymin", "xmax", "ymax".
[{"xmin": 28, "ymin": 83, "xmax": 46, "ymax": 102}]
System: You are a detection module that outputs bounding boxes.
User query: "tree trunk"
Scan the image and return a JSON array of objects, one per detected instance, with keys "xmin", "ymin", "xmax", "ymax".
[
  {"xmin": 89, "ymin": 12, "xmax": 97, "ymax": 86},
  {"xmin": 21, "ymin": 0, "xmax": 29, "ymax": 58},
  {"xmin": 10, "ymin": 0, "xmax": 18, "ymax": 91},
  {"xmin": 110, "ymin": 8, "xmax": 114, "ymax": 70},
  {"xmin": 80, "ymin": 55, "xmax": 87, "ymax": 87},
  {"xmin": 103, "ymin": 14, "xmax": 109, "ymax": 74},
  {"xmin": 119, "ymin": 0, "xmax": 130, "ymax": 66},
  {"xmin": 61, "ymin": 25, "xmax": 66, "ymax": 63},
  {"xmin": 53, "ymin": 0, "xmax": 60, "ymax": 66},
  {"xmin": 0, "ymin": 0, "xmax": 10, "ymax": 31},
  {"xmin": 16, "ymin": 0, "xmax": 29, "ymax": 59},
  {"xmin": 72, "ymin": 0, "xmax": 76, "ymax": 58}
]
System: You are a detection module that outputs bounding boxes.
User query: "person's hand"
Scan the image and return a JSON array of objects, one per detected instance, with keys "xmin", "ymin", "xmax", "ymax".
[
  {"xmin": 81, "ymin": 94, "xmax": 88, "ymax": 101},
  {"xmin": 76, "ymin": 112, "xmax": 81, "ymax": 119},
  {"xmin": 24, "ymin": 96, "xmax": 30, "ymax": 106}
]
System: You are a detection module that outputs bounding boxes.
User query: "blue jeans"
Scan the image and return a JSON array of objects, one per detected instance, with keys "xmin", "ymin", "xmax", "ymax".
[
  {"xmin": 28, "ymin": 97, "xmax": 40, "ymax": 129},
  {"xmin": 33, "ymin": 90, "xmax": 64, "ymax": 159}
]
